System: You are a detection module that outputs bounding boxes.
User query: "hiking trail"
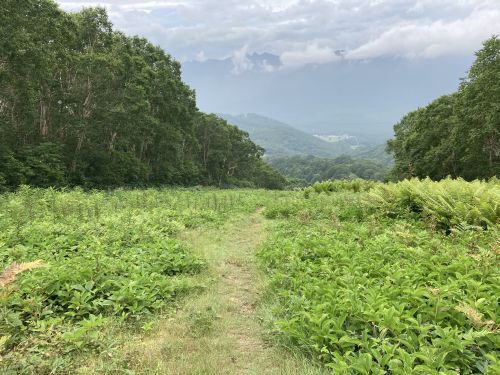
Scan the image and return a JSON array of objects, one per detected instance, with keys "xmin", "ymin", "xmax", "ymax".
[{"xmin": 124, "ymin": 210, "xmax": 324, "ymax": 374}]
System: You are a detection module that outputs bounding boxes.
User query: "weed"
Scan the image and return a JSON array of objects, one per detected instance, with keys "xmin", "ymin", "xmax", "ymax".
[{"xmin": 259, "ymin": 179, "xmax": 499, "ymax": 373}]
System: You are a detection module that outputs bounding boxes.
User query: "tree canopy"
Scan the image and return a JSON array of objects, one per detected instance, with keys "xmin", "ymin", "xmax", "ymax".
[
  {"xmin": 268, "ymin": 154, "xmax": 389, "ymax": 185},
  {"xmin": 387, "ymin": 36, "xmax": 500, "ymax": 180},
  {"xmin": 0, "ymin": 1, "xmax": 285, "ymax": 190}
]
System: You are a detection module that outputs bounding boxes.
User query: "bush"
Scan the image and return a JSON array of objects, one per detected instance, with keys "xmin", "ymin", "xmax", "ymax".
[
  {"xmin": 304, "ymin": 179, "xmax": 379, "ymax": 197},
  {"xmin": 367, "ymin": 177, "xmax": 500, "ymax": 230},
  {"xmin": 259, "ymin": 186, "xmax": 499, "ymax": 373}
]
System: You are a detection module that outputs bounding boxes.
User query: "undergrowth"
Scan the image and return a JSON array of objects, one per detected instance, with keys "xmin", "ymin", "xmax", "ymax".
[
  {"xmin": 1, "ymin": 181, "xmax": 498, "ymax": 374},
  {"xmin": 0, "ymin": 187, "xmax": 271, "ymax": 374},
  {"xmin": 260, "ymin": 179, "xmax": 499, "ymax": 374}
]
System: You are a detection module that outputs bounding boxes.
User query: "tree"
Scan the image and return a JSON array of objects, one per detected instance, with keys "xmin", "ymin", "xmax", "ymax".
[
  {"xmin": 387, "ymin": 36, "xmax": 500, "ymax": 181},
  {"xmin": 268, "ymin": 155, "xmax": 389, "ymax": 183},
  {"xmin": 456, "ymin": 36, "xmax": 500, "ymax": 179},
  {"xmin": 0, "ymin": 1, "xmax": 284, "ymax": 190}
]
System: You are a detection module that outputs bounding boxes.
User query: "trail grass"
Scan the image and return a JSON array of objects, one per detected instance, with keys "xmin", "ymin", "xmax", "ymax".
[{"xmin": 109, "ymin": 210, "xmax": 324, "ymax": 374}]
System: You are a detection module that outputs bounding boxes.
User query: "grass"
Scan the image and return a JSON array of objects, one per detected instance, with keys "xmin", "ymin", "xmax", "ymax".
[
  {"xmin": 105, "ymin": 210, "xmax": 326, "ymax": 375},
  {"xmin": 2, "ymin": 180, "xmax": 496, "ymax": 374},
  {"xmin": 0, "ymin": 188, "xmax": 270, "ymax": 373},
  {"xmin": 1, "ymin": 187, "xmax": 321, "ymax": 374}
]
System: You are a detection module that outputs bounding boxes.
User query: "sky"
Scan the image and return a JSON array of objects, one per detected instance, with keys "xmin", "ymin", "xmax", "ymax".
[{"xmin": 56, "ymin": 0, "xmax": 500, "ymax": 136}]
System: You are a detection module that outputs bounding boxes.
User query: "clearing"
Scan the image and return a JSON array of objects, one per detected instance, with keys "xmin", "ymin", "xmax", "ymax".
[{"xmin": 123, "ymin": 210, "xmax": 324, "ymax": 374}]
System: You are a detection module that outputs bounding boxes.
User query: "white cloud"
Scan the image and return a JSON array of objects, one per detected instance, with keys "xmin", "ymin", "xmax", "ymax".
[
  {"xmin": 56, "ymin": 0, "xmax": 500, "ymax": 68},
  {"xmin": 195, "ymin": 50, "xmax": 207, "ymax": 62},
  {"xmin": 119, "ymin": 1, "xmax": 194, "ymax": 10},
  {"xmin": 281, "ymin": 43, "xmax": 341, "ymax": 67},
  {"xmin": 346, "ymin": 9, "xmax": 500, "ymax": 60},
  {"xmin": 231, "ymin": 45, "xmax": 254, "ymax": 74}
]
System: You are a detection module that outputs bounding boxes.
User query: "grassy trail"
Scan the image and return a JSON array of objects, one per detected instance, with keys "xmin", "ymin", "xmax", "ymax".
[{"xmin": 124, "ymin": 210, "xmax": 324, "ymax": 374}]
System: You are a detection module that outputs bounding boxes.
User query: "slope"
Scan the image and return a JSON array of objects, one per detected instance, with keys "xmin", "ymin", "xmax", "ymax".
[
  {"xmin": 220, "ymin": 113, "xmax": 353, "ymax": 157},
  {"xmin": 120, "ymin": 210, "xmax": 326, "ymax": 374}
]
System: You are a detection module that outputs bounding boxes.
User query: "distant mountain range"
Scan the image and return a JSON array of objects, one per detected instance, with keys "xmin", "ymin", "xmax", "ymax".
[
  {"xmin": 221, "ymin": 113, "xmax": 352, "ymax": 157},
  {"xmin": 219, "ymin": 113, "xmax": 393, "ymax": 165},
  {"xmin": 183, "ymin": 53, "xmax": 473, "ymax": 142},
  {"xmin": 314, "ymin": 134, "xmax": 358, "ymax": 145}
]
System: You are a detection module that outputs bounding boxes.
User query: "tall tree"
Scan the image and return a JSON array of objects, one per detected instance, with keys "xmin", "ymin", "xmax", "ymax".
[
  {"xmin": 0, "ymin": 1, "xmax": 284, "ymax": 190},
  {"xmin": 387, "ymin": 36, "xmax": 500, "ymax": 181},
  {"xmin": 456, "ymin": 36, "xmax": 500, "ymax": 179}
]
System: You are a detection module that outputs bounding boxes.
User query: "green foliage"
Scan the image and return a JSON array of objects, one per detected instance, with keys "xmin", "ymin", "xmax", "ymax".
[
  {"xmin": 0, "ymin": 149, "xmax": 29, "ymax": 191},
  {"xmin": 387, "ymin": 36, "xmax": 500, "ymax": 180},
  {"xmin": 304, "ymin": 179, "xmax": 379, "ymax": 197},
  {"xmin": 0, "ymin": 144, "xmax": 66, "ymax": 191},
  {"xmin": 252, "ymin": 159, "xmax": 288, "ymax": 189},
  {"xmin": 0, "ymin": 1, "xmax": 283, "ymax": 190},
  {"xmin": 195, "ymin": 113, "xmax": 286, "ymax": 189},
  {"xmin": 269, "ymin": 155, "xmax": 389, "ymax": 184},
  {"xmin": 367, "ymin": 178, "xmax": 500, "ymax": 230},
  {"xmin": 0, "ymin": 187, "xmax": 263, "ymax": 373},
  {"xmin": 351, "ymin": 144, "xmax": 394, "ymax": 166},
  {"xmin": 259, "ymin": 180, "xmax": 499, "ymax": 374},
  {"xmin": 0, "ymin": 182, "xmax": 497, "ymax": 373}
]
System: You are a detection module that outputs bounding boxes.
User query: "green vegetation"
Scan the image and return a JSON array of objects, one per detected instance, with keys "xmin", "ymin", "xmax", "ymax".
[
  {"xmin": 303, "ymin": 179, "xmax": 379, "ymax": 196},
  {"xmin": 220, "ymin": 114, "xmax": 393, "ymax": 165},
  {"xmin": 119, "ymin": 209, "xmax": 325, "ymax": 375},
  {"xmin": 220, "ymin": 114, "xmax": 394, "ymax": 186},
  {"xmin": 387, "ymin": 36, "xmax": 500, "ymax": 181},
  {"xmin": 259, "ymin": 178, "xmax": 499, "ymax": 374},
  {"xmin": 352, "ymin": 144, "xmax": 394, "ymax": 166},
  {"xmin": 269, "ymin": 155, "xmax": 389, "ymax": 185},
  {"xmin": 0, "ymin": 2, "xmax": 284, "ymax": 190},
  {"xmin": 220, "ymin": 114, "xmax": 354, "ymax": 158},
  {"xmin": 367, "ymin": 178, "xmax": 499, "ymax": 231},
  {"xmin": 1, "ymin": 2, "xmax": 498, "ymax": 375},
  {"xmin": 1, "ymin": 179, "xmax": 497, "ymax": 374},
  {"xmin": 0, "ymin": 187, "xmax": 268, "ymax": 373}
]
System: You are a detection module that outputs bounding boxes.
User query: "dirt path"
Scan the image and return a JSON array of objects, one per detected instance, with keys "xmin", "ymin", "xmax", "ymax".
[{"xmin": 124, "ymin": 211, "xmax": 324, "ymax": 375}]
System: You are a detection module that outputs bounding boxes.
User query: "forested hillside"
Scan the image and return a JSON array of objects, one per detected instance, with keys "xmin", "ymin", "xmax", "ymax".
[
  {"xmin": 268, "ymin": 155, "xmax": 389, "ymax": 184},
  {"xmin": 387, "ymin": 36, "xmax": 499, "ymax": 181},
  {"xmin": 0, "ymin": 1, "xmax": 284, "ymax": 190},
  {"xmin": 352, "ymin": 144, "xmax": 393, "ymax": 166},
  {"xmin": 220, "ymin": 113, "xmax": 354, "ymax": 157}
]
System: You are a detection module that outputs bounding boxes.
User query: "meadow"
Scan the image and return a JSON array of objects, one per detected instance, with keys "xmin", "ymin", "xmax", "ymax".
[
  {"xmin": 0, "ymin": 179, "xmax": 498, "ymax": 374},
  {"xmin": 261, "ymin": 178, "xmax": 499, "ymax": 374},
  {"xmin": 0, "ymin": 187, "xmax": 276, "ymax": 373}
]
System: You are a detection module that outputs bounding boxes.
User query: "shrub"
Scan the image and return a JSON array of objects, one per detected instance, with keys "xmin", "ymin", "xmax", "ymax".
[{"xmin": 367, "ymin": 177, "xmax": 500, "ymax": 230}]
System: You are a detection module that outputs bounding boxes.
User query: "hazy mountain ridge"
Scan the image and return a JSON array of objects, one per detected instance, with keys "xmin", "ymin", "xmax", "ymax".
[
  {"xmin": 220, "ymin": 113, "xmax": 393, "ymax": 165},
  {"xmin": 183, "ymin": 54, "xmax": 474, "ymax": 140},
  {"xmin": 220, "ymin": 113, "xmax": 353, "ymax": 157}
]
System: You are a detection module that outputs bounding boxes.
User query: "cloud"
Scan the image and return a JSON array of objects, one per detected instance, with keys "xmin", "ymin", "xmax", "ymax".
[
  {"xmin": 281, "ymin": 43, "xmax": 341, "ymax": 67},
  {"xmin": 346, "ymin": 8, "xmax": 500, "ymax": 60},
  {"xmin": 195, "ymin": 50, "xmax": 207, "ymax": 62},
  {"xmin": 56, "ymin": 0, "xmax": 500, "ymax": 68},
  {"xmin": 231, "ymin": 45, "xmax": 254, "ymax": 74}
]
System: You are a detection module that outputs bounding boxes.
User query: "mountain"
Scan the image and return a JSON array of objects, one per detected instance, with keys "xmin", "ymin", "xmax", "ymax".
[
  {"xmin": 220, "ymin": 113, "xmax": 353, "ymax": 157},
  {"xmin": 351, "ymin": 144, "xmax": 393, "ymax": 166},
  {"xmin": 220, "ymin": 113, "xmax": 394, "ymax": 165},
  {"xmin": 183, "ymin": 54, "xmax": 474, "ymax": 139}
]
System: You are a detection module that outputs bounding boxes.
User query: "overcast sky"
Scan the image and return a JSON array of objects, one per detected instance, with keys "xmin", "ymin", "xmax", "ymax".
[
  {"xmin": 56, "ymin": 1, "xmax": 500, "ymax": 135},
  {"xmin": 57, "ymin": 0, "xmax": 500, "ymax": 67}
]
